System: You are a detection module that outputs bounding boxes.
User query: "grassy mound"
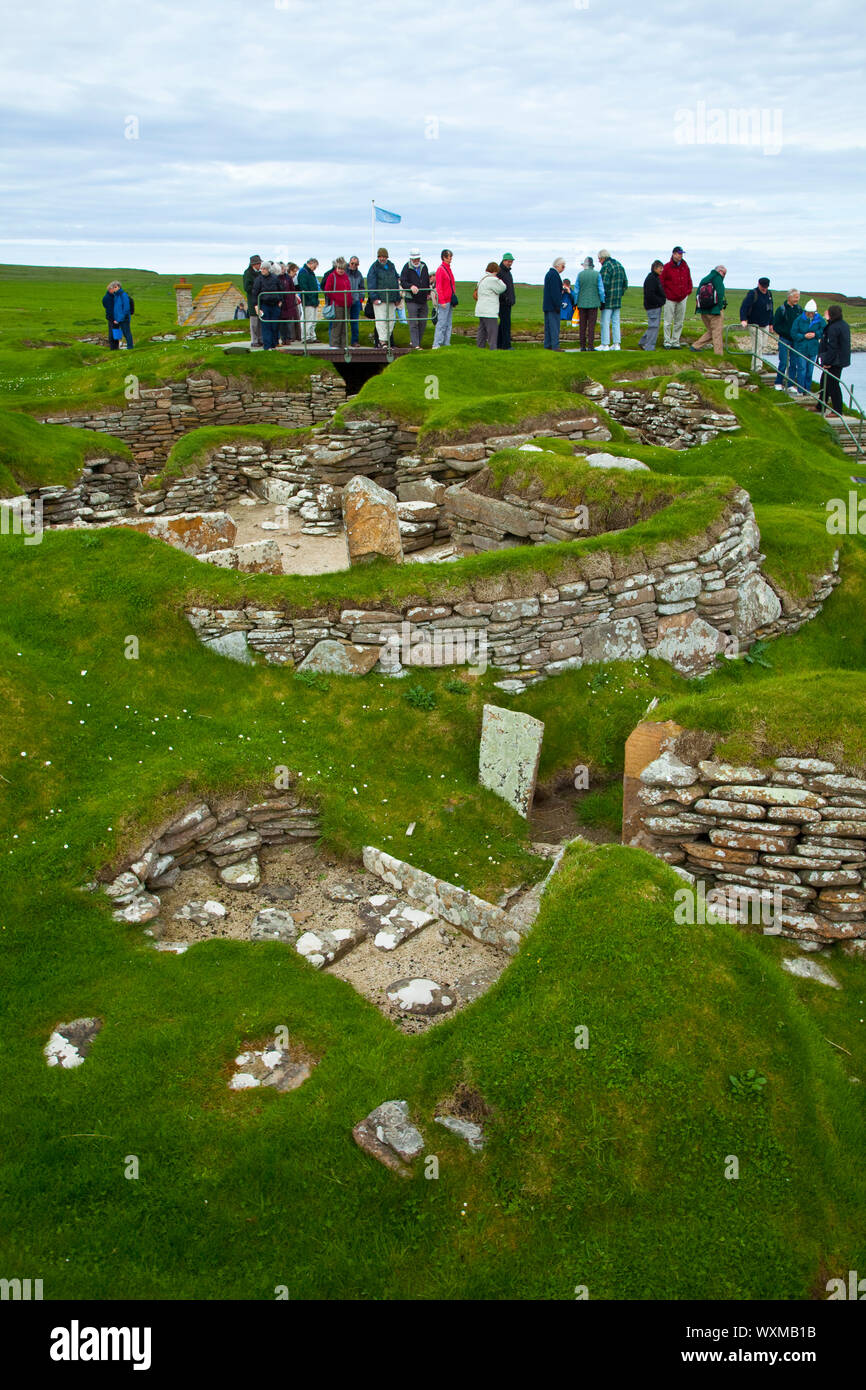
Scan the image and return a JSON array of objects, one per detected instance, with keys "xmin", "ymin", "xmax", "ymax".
[{"xmin": 0, "ymin": 407, "xmax": 132, "ymax": 494}]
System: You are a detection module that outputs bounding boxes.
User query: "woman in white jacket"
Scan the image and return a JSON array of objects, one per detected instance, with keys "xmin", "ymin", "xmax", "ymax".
[{"xmin": 475, "ymin": 262, "xmax": 506, "ymax": 349}]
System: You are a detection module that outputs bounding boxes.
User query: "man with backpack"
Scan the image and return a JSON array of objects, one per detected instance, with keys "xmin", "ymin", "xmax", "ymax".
[
  {"xmin": 739, "ymin": 277, "xmax": 774, "ymax": 372},
  {"xmin": 690, "ymin": 266, "xmax": 727, "ymax": 355}
]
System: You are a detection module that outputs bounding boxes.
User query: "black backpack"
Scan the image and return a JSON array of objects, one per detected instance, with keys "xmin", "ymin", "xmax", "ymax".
[
  {"xmin": 127, "ymin": 294, "xmax": 135, "ymax": 316},
  {"xmin": 697, "ymin": 280, "xmax": 717, "ymax": 312}
]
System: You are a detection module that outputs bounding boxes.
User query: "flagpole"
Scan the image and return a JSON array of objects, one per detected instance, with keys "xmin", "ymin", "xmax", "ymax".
[{"xmin": 371, "ymin": 199, "xmax": 375, "ymax": 263}]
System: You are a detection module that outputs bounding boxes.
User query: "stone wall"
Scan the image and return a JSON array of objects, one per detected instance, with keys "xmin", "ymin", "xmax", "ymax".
[
  {"xmin": 39, "ymin": 373, "xmax": 346, "ymax": 467},
  {"xmin": 597, "ymin": 378, "xmax": 743, "ymax": 448},
  {"xmin": 101, "ymin": 783, "xmax": 320, "ymax": 923},
  {"xmin": 187, "ymin": 490, "xmax": 838, "ymax": 684},
  {"xmin": 623, "ymin": 721, "xmax": 866, "ymax": 944}
]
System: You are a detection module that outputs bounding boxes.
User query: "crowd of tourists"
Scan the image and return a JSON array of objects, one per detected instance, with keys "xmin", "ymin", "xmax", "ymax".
[{"xmin": 98, "ymin": 245, "xmax": 854, "ymax": 418}]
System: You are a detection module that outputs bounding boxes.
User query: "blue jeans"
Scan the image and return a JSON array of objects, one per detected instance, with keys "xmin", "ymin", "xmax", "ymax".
[
  {"xmin": 775, "ymin": 339, "xmax": 795, "ymax": 386},
  {"xmin": 600, "ymin": 307, "xmax": 620, "ymax": 346},
  {"xmin": 349, "ymin": 301, "xmax": 361, "ymax": 344},
  {"xmin": 108, "ymin": 317, "xmax": 133, "ymax": 349},
  {"xmin": 796, "ymin": 349, "xmax": 818, "ymax": 392},
  {"xmin": 262, "ymin": 317, "xmax": 281, "ymax": 349},
  {"xmin": 432, "ymin": 301, "xmax": 453, "ymax": 347},
  {"xmin": 543, "ymin": 310, "xmax": 561, "ymax": 349}
]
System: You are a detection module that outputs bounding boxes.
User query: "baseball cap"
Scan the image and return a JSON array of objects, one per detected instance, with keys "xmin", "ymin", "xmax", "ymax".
[
  {"xmin": 758, "ymin": 276, "xmax": 770, "ymax": 287},
  {"xmin": 410, "ymin": 248, "xmax": 421, "ymax": 257},
  {"xmin": 672, "ymin": 246, "xmax": 684, "ymax": 254}
]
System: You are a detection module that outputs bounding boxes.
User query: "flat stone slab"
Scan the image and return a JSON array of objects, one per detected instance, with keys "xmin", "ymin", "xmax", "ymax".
[
  {"xmin": 359, "ymin": 895, "xmax": 438, "ymax": 950},
  {"xmin": 363, "ymin": 845, "xmax": 518, "ymax": 951},
  {"xmin": 297, "ymin": 639, "xmax": 381, "ymax": 676},
  {"xmin": 434, "ymin": 1113, "xmax": 485, "ymax": 1151},
  {"xmin": 249, "ymin": 908, "xmax": 297, "ymax": 942},
  {"xmin": 173, "ymin": 899, "xmax": 227, "ymax": 929},
  {"xmin": 584, "ymin": 452, "xmax": 650, "ymax": 471},
  {"xmin": 229, "ymin": 1037, "xmax": 314, "ymax": 1092},
  {"xmin": 386, "ymin": 978, "xmax": 456, "ymax": 1015},
  {"xmin": 651, "ymin": 612, "xmax": 726, "ymax": 677},
  {"xmin": 342, "ymin": 475, "xmax": 403, "ymax": 566},
  {"xmin": 122, "ymin": 511, "xmax": 237, "ymax": 556},
  {"xmin": 295, "ymin": 923, "xmax": 366, "ymax": 969},
  {"xmin": 352, "ymin": 1100, "xmax": 424, "ymax": 1176},
  {"xmin": 218, "ymin": 856, "xmax": 261, "ymax": 890},
  {"xmin": 479, "ymin": 703, "xmax": 544, "ymax": 818},
  {"xmin": 581, "ymin": 617, "xmax": 647, "ymax": 665},
  {"xmin": 782, "ymin": 957, "xmax": 841, "ymax": 988},
  {"xmin": 112, "ymin": 892, "xmax": 161, "ymax": 924},
  {"xmin": 640, "ymin": 751, "xmax": 699, "ymax": 788},
  {"xmin": 44, "ymin": 1017, "xmax": 103, "ymax": 1068}
]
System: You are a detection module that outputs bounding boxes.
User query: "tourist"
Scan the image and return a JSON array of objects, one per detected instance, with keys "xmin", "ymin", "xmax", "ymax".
[
  {"xmin": 639, "ymin": 261, "xmax": 666, "ymax": 350},
  {"xmin": 771, "ymin": 288, "xmax": 801, "ymax": 392},
  {"xmin": 659, "ymin": 246, "xmax": 692, "ymax": 349},
  {"xmin": 474, "ymin": 261, "xmax": 506, "ymax": 349},
  {"xmin": 560, "ymin": 279, "xmax": 577, "ymax": 321},
  {"xmin": 399, "ymin": 250, "xmax": 432, "ymax": 350},
  {"xmin": 739, "ymin": 277, "xmax": 774, "ymax": 372},
  {"xmin": 102, "ymin": 280, "xmax": 133, "ymax": 351},
  {"xmin": 323, "ymin": 257, "xmax": 352, "ymax": 352},
  {"xmin": 818, "ymin": 305, "xmax": 851, "ymax": 416},
  {"xmin": 347, "ymin": 256, "xmax": 365, "ymax": 347},
  {"xmin": 243, "ymin": 255, "xmax": 263, "ymax": 347},
  {"xmin": 432, "ymin": 249, "xmax": 457, "ymax": 349},
  {"xmin": 366, "ymin": 248, "xmax": 402, "ymax": 349},
  {"xmin": 690, "ymin": 265, "xmax": 727, "ymax": 355},
  {"xmin": 297, "ymin": 258, "xmax": 321, "ymax": 343},
  {"xmin": 791, "ymin": 299, "xmax": 824, "ymax": 395},
  {"xmin": 252, "ymin": 261, "xmax": 284, "ymax": 350},
  {"xmin": 575, "ymin": 256, "xmax": 604, "ymax": 351},
  {"xmin": 278, "ymin": 262, "xmax": 301, "ymax": 344},
  {"xmin": 598, "ymin": 249, "xmax": 628, "ymax": 350},
  {"xmin": 497, "ymin": 253, "xmax": 516, "ymax": 350},
  {"xmin": 542, "ymin": 258, "xmax": 566, "ymax": 350}
]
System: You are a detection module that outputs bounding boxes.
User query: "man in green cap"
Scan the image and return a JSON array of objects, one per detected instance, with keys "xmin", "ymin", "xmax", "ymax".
[{"xmin": 497, "ymin": 253, "xmax": 516, "ymax": 350}]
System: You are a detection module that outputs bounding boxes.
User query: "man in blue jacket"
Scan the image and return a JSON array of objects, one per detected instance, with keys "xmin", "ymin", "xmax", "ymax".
[
  {"xmin": 543, "ymin": 259, "xmax": 566, "ymax": 350},
  {"xmin": 367, "ymin": 248, "xmax": 402, "ymax": 350}
]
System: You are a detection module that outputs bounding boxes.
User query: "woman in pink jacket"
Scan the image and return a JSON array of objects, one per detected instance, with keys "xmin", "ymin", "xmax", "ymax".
[
  {"xmin": 323, "ymin": 257, "xmax": 352, "ymax": 351},
  {"xmin": 432, "ymin": 250, "xmax": 457, "ymax": 349}
]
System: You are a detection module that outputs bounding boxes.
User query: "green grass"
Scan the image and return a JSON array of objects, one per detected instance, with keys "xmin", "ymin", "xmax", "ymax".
[
  {"xmin": 157, "ymin": 423, "xmax": 314, "ymax": 485},
  {"xmin": 0, "ymin": 407, "xmax": 132, "ymax": 494},
  {"xmin": 3, "ymin": 265, "xmax": 866, "ymax": 1300}
]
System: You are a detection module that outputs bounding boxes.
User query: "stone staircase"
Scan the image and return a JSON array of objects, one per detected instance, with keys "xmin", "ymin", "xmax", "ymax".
[{"xmin": 758, "ymin": 370, "xmax": 865, "ymax": 460}]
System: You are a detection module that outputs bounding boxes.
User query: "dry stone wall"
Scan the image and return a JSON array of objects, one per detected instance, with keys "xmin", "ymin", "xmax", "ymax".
[
  {"xmin": 599, "ymin": 378, "xmax": 743, "ymax": 447},
  {"xmin": 187, "ymin": 490, "xmax": 838, "ymax": 683},
  {"xmin": 623, "ymin": 721, "xmax": 866, "ymax": 944},
  {"xmin": 39, "ymin": 373, "xmax": 346, "ymax": 467}
]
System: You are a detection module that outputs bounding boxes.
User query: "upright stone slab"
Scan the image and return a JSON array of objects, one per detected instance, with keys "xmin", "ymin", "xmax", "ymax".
[
  {"xmin": 621, "ymin": 720, "xmax": 685, "ymax": 846},
  {"xmin": 478, "ymin": 704, "xmax": 544, "ymax": 818},
  {"xmin": 342, "ymin": 475, "xmax": 403, "ymax": 566}
]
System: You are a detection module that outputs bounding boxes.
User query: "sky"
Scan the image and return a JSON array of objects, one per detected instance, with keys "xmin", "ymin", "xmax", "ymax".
[{"xmin": 1, "ymin": 0, "xmax": 864, "ymax": 290}]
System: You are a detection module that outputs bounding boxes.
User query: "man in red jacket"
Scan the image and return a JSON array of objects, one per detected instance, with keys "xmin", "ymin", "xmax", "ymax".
[{"xmin": 660, "ymin": 246, "xmax": 693, "ymax": 349}]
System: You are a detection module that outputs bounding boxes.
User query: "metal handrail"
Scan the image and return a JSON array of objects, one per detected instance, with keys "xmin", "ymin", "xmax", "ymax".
[
  {"xmin": 723, "ymin": 323, "xmax": 864, "ymax": 455},
  {"xmin": 252, "ymin": 287, "xmax": 401, "ymax": 363}
]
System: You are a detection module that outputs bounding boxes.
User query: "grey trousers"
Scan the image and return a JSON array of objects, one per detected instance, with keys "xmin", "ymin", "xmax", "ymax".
[
  {"xmin": 406, "ymin": 297, "xmax": 428, "ymax": 347},
  {"xmin": 639, "ymin": 307, "xmax": 662, "ymax": 350},
  {"xmin": 432, "ymin": 301, "xmax": 453, "ymax": 347},
  {"xmin": 663, "ymin": 298, "xmax": 687, "ymax": 346},
  {"xmin": 476, "ymin": 317, "xmax": 498, "ymax": 348},
  {"xmin": 249, "ymin": 312, "xmax": 262, "ymax": 347}
]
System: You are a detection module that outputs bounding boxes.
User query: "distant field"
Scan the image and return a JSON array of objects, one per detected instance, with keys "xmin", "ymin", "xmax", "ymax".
[{"xmin": 2, "ymin": 262, "xmax": 864, "ymax": 352}]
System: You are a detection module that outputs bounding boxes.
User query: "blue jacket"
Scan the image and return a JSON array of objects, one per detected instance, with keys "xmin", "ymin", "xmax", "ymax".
[
  {"xmin": 739, "ymin": 287, "xmax": 773, "ymax": 327},
  {"xmin": 102, "ymin": 290, "xmax": 115, "ymax": 321},
  {"xmin": 791, "ymin": 311, "xmax": 823, "ymax": 361},
  {"xmin": 560, "ymin": 287, "xmax": 576, "ymax": 319},
  {"xmin": 543, "ymin": 266, "xmax": 563, "ymax": 315},
  {"xmin": 112, "ymin": 289, "xmax": 131, "ymax": 322}
]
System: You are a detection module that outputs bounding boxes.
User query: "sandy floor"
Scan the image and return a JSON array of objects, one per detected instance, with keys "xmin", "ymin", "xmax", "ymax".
[
  {"xmin": 230, "ymin": 497, "xmax": 350, "ymax": 575},
  {"xmin": 148, "ymin": 839, "xmax": 510, "ymax": 1033}
]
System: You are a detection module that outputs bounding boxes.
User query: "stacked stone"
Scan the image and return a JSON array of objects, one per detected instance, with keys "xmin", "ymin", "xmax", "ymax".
[
  {"xmin": 598, "ymin": 382, "xmax": 740, "ymax": 448},
  {"xmin": 23, "ymin": 456, "xmax": 141, "ymax": 526},
  {"xmin": 299, "ymin": 483, "xmax": 342, "ymax": 536},
  {"xmin": 39, "ymin": 372, "xmax": 346, "ymax": 467},
  {"xmin": 637, "ymin": 754, "xmax": 866, "ymax": 943},
  {"xmin": 103, "ymin": 786, "xmax": 321, "ymax": 921},
  {"xmin": 185, "ymin": 491, "xmax": 823, "ymax": 682}
]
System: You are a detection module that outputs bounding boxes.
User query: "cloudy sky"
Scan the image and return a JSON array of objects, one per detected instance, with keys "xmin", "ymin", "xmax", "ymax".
[{"xmin": 2, "ymin": 0, "xmax": 864, "ymax": 289}]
